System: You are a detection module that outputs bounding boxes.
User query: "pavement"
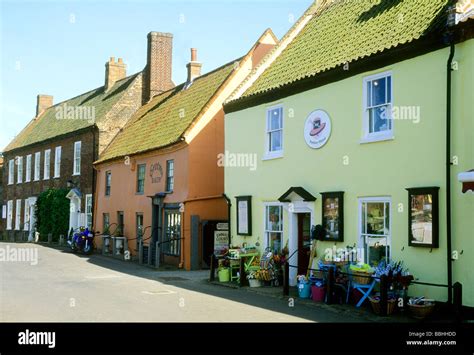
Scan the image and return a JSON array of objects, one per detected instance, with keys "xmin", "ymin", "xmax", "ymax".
[{"xmin": 0, "ymin": 242, "xmax": 411, "ymax": 322}]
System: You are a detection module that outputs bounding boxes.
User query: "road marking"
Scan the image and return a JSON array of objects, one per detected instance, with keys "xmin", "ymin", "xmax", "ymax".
[
  {"xmin": 141, "ymin": 290, "xmax": 176, "ymax": 295},
  {"xmin": 85, "ymin": 275, "xmax": 122, "ymax": 279}
]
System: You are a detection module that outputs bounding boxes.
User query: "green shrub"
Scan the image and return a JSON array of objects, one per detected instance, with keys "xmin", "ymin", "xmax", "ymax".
[{"xmin": 35, "ymin": 189, "xmax": 69, "ymax": 242}]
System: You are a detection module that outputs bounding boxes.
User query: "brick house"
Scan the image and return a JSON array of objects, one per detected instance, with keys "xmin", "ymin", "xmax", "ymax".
[
  {"xmin": 93, "ymin": 30, "xmax": 278, "ymax": 269},
  {"xmin": 0, "ymin": 32, "xmax": 175, "ymax": 241}
]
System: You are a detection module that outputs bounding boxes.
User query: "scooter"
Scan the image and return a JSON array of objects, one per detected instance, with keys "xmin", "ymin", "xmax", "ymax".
[{"xmin": 68, "ymin": 227, "xmax": 95, "ymax": 255}]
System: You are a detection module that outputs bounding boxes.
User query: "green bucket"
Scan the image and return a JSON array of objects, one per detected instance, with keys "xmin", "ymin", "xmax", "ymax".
[{"xmin": 218, "ymin": 268, "xmax": 230, "ymax": 282}]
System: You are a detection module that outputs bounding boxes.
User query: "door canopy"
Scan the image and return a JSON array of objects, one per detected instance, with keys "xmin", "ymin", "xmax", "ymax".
[
  {"xmin": 458, "ymin": 170, "xmax": 474, "ymax": 193},
  {"xmin": 278, "ymin": 187, "xmax": 317, "ymax": 202}
]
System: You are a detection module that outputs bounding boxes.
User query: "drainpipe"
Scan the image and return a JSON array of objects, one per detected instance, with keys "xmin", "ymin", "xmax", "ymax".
[
  {"xmin": 223, "ymin": 194, "xmax": 231, "ymax": 246},
  {"xmin": 445, "ymin": 5, "xmax": 456, "ymax": 304}
]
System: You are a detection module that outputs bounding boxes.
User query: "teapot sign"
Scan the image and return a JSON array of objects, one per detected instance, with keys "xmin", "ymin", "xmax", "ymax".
[
  {"xmin": 150, "ymin": 162, "xmax": 163, "ymax": 183},
  {"xmin": 304, "ymin": 109, "xmax": 331, "ymax": 149}
]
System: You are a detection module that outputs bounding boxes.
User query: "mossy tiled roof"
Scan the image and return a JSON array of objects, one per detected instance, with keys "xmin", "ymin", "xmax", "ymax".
[
  {"xmin": 4, "ymin": 74, "xmax": 139, "ymax": 152},
  {"xmin": 242, "ymin": 0, "xmax": 451, "ymax": 98},
  {"xmin": 96, "ymin": 61, "xmax": 236, "ymax": 163}
]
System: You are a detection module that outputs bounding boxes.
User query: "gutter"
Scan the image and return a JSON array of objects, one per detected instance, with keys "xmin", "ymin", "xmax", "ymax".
[
  {"xmin": 445, "ymin": 28, "xmax": 456, "ymax": 305},
  {"xmin": 223, "ymin": 194, "xmax": 231, "ymax": 246}
]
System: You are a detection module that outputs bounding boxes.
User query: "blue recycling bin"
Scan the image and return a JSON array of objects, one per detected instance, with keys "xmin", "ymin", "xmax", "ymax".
[{"xmin": 298, "ymin": 281, "xmax": 311, "ymax": 298}]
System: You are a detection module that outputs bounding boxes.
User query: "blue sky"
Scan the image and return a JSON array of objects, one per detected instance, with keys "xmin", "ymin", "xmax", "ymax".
[{"xmin": 0, "ymin": 0, "xmax": 313, "ymax": 151}]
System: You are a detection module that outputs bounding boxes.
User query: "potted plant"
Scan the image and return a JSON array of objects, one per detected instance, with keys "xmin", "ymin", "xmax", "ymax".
[
  {"xmin": 218, "ymin": 259, "xmax": 230, "ymax": 283},
  {"xmin": 247, "ymin": 271, "xmax": 261, "ymax": 287}
]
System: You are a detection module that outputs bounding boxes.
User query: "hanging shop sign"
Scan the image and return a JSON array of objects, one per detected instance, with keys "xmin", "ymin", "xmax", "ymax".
[{"xmin": 304, "ymin": 109, "xmax": 332, "ymax": 149}]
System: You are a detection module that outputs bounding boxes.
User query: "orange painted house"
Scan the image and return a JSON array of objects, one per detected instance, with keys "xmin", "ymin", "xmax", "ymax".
[{"xmin": 94, "ymin": 30, "xmax": 277, "ymax": 270}]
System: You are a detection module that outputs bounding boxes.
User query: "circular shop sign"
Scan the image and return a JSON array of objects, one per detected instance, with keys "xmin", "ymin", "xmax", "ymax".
[{"xmin": 304, "ymin": 109, "xmax": 331, "ymax": 149}]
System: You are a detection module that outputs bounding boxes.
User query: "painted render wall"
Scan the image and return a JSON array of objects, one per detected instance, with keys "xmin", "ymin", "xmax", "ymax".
[{"xmin": 225, "ymin": 40, "xmax": 474, "ymax": 306}]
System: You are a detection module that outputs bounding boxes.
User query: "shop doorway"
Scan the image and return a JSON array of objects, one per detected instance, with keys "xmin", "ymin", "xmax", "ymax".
[{"xmin": 297, "ymin": 213, "xmax": 311, "ymax": 275}]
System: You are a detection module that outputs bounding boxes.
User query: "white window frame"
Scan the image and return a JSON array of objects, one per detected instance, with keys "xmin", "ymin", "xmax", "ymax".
[
  {"xmin": 15, "ymin": 199, "xmax": 22, "ymax": 230},
  {"xmin": 34, "ymin": 152, "xmax": 41, "ymax": 181},
  {"xmin": 361, "ymin": 71, "xmax": 394, "ymax": 143},
  {"xmin": 73, "ymin": 141, "xmax": 81, "ymax": 176},
  {"xmin": 54, "ymin": 146, "xmax": 61, "ymax": 178},
  {"xmin": 85, "ymin": 194, "xmax": 93, "ymax": 230},
  {"xmin": 2, "ymin": 205, "xmax": 6, "ymax": 219},
  {"xmin": 8, "ymin": 159, "xmax": 14, "ymax": 185},
  {"xmin": 25, "ymin": 154, "xmax": 32, "ymax": 182},
  {"xmin": 17, "ymin": 156, "xmax": 23, "ymax": 183},
  {"xmin": 44, "ymin": 149, "xmax": 51, "ymax": 180},
  {"xmin": 263, "ymin": 105, "xmax": 284, "ymax": 160},
  {"xmin": 7, "ymin": 200, "xmax": 13, "ymax": 230},
  {"xmin": 24, "ymin": 199, "xmax": 30, "ymax": 231},
  {"xmin": 358, "ymin": 196, "xmax": 392, "ymax": 265},
  {"xmin": 263, "ymin": 202, "xmax": 284, "ymax": 253}
]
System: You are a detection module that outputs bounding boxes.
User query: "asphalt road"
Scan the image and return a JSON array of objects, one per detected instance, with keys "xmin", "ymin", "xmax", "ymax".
[{"xmin": 0, "ymin": 242, "xmax": 358, "ymax": 322}]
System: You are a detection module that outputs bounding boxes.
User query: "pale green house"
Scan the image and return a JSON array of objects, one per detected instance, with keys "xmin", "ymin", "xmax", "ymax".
[{"xmin": 224, "ymin": 0, "xmax": 474, "ymax": 307}]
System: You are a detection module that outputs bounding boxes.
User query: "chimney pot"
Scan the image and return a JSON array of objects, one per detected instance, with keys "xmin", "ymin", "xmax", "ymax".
[
  {"xmin": 191, "ymin": 48, "xmax": 197, "ymax": 62},
  {"xmin": 36, "ymin": 95, "xmax": 53, "ymax": 117}
]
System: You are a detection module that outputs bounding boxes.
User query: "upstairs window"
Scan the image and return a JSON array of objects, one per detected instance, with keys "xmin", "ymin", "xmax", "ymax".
[
  {"xmin": 44, "ymin": 149, "xmax": 51, "ymax": 180},
  {"xmin": 8, "ymin": 159, "xmax": 14, "ymax": 184},
  {"xmin": 34, "ymin": 152, "xmax": 41, "ymax": 181},
  {"xmin": 105, "ymin": 171, "xmax": 112, "ymax": 196},
  {"xmin": 17, "ymin": 156, "xmax": 23, "ymax": 184},
  {"xmin": 25, "ymin": 155, "xmax": 32, "ymax": 182},
  {"xmin": 166, "ymin": 160, "xmax": 174, "ymax": 192},
  {"xmin": 137, "ymin": 164, "xmax": 146, "ymax": 194},
  {"xmin": 362, "ymin": 72, "xmax": 393, "ymax": 142},
  {"xmin": 54, "ymin": 146, "xmax": 61, "ymax": 178},
  {"xmin": 265, "ymin": 106, "xmax": 283, "ymax": 159},
  {"xmin": 73, "ymin": 141, "xmax": 81, "ymax": 175}
]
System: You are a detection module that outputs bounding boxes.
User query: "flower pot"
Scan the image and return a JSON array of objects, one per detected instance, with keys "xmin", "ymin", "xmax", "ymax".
[
  {"xmin": 249, "ymin": 279, "xmax": 262, "ymax": 288},
  {"xmin": 218, "ymin": 268, "xmax": 230, "ymax": 282},
  {"xmin": 311, "ymin": 286, "xmax": 326, "ymax": 302},
  {"xmin": 298, "ymin": 281, "xmax": 311, "ymax": 299}
]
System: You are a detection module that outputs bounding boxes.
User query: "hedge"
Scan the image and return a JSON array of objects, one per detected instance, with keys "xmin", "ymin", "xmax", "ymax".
[{"xmin": 35, "ymin": 188, "xmax": 69, "ymax": 242}]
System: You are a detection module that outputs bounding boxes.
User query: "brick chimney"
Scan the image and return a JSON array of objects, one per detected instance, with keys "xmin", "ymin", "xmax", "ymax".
[
  {"xmin": 144, "ymin": 32, "xmax": 174, "ymax": 103},
  {"xmin": 186, "ymin": 48, "xmax": 202, "ymax": 83},
  {"xmin": 36, "ymin": 95, "xmax": 53, "ymax": 117},
  {"xmin": 105, "ymin": 57, "xmax": 127, "ymax": 91}
]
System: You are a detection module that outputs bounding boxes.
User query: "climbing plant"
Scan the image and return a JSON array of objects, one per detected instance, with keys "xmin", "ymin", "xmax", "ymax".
[{"xmin": 35, "ymin": 188, "xmax": 69, "ymax": 242}]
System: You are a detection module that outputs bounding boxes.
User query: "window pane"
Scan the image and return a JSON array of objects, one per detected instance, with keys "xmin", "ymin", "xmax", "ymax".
[
  {"xmin": 369, "ymin": 106, "xmax": 390, "ymax": 133},
  {"xmin": 266, "ymin": 206, "xmax": 282, "ymax": 232},
  {"xmin": 366, "ymin": 202, "xmax": 385, "ymax": 235},
  {"xmin": 269, "ymin": 108, "xmax": 282, "ymax": 130},
  {"xmin": 387, "ymin": 76, "xmax": 392, "ymax": 102},
  {"xmin": 270, "ymin": 130, "xmax": 282, "ymax": 151},
  {"xmin": 371, "ymin": 77, "xmax": 386, "ymax": 106},
  {"xmin": 268, "ymin": 232, "xmax": 282, "ymax": 254},
  {"xmin": 361, "ymin": 202, "xmax": 367, "ymax": 234}
]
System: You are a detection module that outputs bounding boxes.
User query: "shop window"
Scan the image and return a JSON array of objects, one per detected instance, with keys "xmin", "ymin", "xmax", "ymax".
[
  {"xmin": 406, "ymin": 187, "xmax": 439, "ymax": 248},
  {"xmin": 362, "ymin": 72, "xmax": 393, "ymax": 143},
  {"xmin": 166, "ymin": 160, "xmax": 174, "ymax": 192},
  {"xmin": 44, "ymin": 149, "xmax": 50, "ymax": 180},
  {"xmin": 136, "ymin": 164, "xmax": 146, "ymax": 194},
  {"xmin": 34, "ymin": 152, "xmax": 41, "ymax": 181},
  {"xmin": 163, "ymin": 210, "xmax": 181, "ymax": 256},
  {"xmin": 73, "ymin": 141, "xmax": 81, "ymax": 175},
  {"xmin": 359, "ymin": 198, "xmax": 391, "ymax": 266},
  {"xmin": 85, "ymin": 194, "xmax": 93, "ymax": 230},
  {"xmin": 17, "ymin": 156, "xmax": 23, "ymax": 183},
  {"xmin": 265, "ymin": 204, "xmax": 283, "ymax": 253},
  {"xmin": 321, "ymin": 191, "xmax": 344, "ymax": 242},
  {"xmin": 25, "ymin": 155, "xmax": 32, "ymax": 182},
  {"xmin": 105, "ymin": 171, "xmax": 112, "ymax": 196},
  {"xmin": 8, "ymin": 159, "xmax": 14, "ymax": 185},
  {"xmin": 264, "ymin": 106, "xmax": 283, "ymax": 159}
]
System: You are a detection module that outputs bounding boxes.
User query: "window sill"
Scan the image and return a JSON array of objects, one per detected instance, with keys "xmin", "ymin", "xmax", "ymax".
[
  {"xmin": 262, "ymin": 151, "xmax": 283, "ymax": 161},
  {"xmin": 43, "ymin": 178, "xmax": 50, "ymax": 181},
  {"xmin": 72, "ymin": 173, "xmax": 81, "ymax": 177},
  {"xmin": 360, "ymin": 134, "xmax": 394, "ymax": 144},
  {"xmin": 53, "ymin": 176, "xmax": 60, "ymax": 179}
]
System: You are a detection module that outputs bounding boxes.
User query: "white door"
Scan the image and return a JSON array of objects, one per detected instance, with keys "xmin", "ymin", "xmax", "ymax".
[{"xmin": 69, "ymin": 197, "xmax": 81, "ymax": 232}]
